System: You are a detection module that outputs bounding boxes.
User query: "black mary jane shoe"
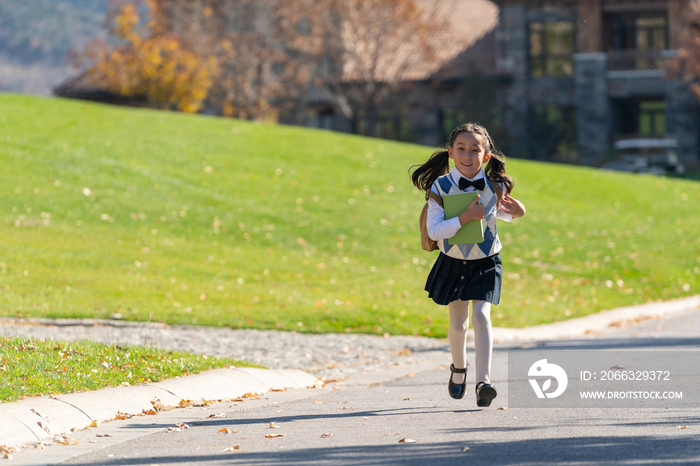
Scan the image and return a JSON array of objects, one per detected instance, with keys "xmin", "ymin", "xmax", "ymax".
[
  {"xmin": 448, "ymin": 364, "xmax": 467, "ymax": 399},
  {"xmin": 475, "ymin": 382, "xmax": 497, "ymax": 407}
]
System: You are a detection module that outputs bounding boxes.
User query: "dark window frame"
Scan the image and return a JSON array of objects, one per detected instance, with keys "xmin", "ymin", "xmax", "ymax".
[{"xmin": 528, "ymin": 21, "xmax": 577, "ymax": 78}]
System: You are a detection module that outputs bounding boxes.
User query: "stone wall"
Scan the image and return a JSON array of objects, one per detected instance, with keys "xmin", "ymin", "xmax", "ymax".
[{"xmin": 574, "ymin": 53, "xmax": 611, "ymax": 166}]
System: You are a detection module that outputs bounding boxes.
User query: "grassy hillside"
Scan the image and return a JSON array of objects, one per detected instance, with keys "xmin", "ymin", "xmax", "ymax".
[{"xmin": 1, "ymin": 93, "xmax": 698, "ymax": 337}]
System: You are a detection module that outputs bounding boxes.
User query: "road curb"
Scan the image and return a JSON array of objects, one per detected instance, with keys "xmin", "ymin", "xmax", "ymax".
[{"xmin": 0, "ymin": 367, "xmax": 317, "ymax": 448}]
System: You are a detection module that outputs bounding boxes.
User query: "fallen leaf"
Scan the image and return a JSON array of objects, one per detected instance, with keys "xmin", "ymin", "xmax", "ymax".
[
  {"xmin": 497, "ymin": 407, "xmax": 507, "ymax": 410},
  {"xmin": 340, "ymin": 406, "xmax": 353, "ymax": 410},
  {"xmin": 208, "ymin": 413, "xmax": 227, "ymax": 418},
  {"xmin": 143, "ymin": 408, "xmax": 158, "ymax": 415},
  {"xmin": 405, "ymin": 373, "xmax": 415, "ymax": 377},
  {"xmin": 321, "ymin": 433, "xmax": 334, "ymax": 438},
  {"xmin": 54, "ymin": 437, "xmax": 78, "ymax": 446},
  {"xmin": 151, "ymin": 399, "xmax": 167, "ymax": 411},
  {"xmin": 270, "ymin": 422, "xmax": 278, "ymax": 428},
  {"xmin": 218, "ymin": 428, "xmax": 240, "ymax": 434},
  {"xmin": 38, "ymin": 421, "xmax": 51, "ymax": 434},
  {"xmin": 179, "ymin": 399, "xmax": 193, "ymax": 408},
  {"xmin": 677, "ymin": 426, "xmax": 693, "ymax": 429},
  {"xmin": 223, "ymin": 445, "xmax": 241, "ymax": 452},
  {"xmin": 313, "ymin": 399, "xmax": 324, "ymax": 404},
  {"xmin": 265, "ymin": 433, "xmax": 286, "ymax": 438},
  {"xmin": 403, "ymin": 398, "xmax": 410, "ymax": 401},
  {"xmin": 167, "ymin": 423, "xmax": 190, "ymax": 432},
  {"xmin": 462, "ymin": 447, "xmax": 471, "ymax": 452},
  {"xmin": 96, "ymin": 434, "xmax": 114, "ymax": 438},
  {"xmin": 88, "ymin": 420, "xmax": 100, "ymax": 428},
  {"xmin": 399, "ymin": 438, "xmax": 417, "ymax": 443},
  {"xmin": 270, "ymin": 388, "xmax": 285, "ymax": 392}
]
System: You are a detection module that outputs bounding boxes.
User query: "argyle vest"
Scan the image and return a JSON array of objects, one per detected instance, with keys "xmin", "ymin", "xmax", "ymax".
[{"xmin": 432, "ymin": 175, "xmax": 502, "ymax": 260}]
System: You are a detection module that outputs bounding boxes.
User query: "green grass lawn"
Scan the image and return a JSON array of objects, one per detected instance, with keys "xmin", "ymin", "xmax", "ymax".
[
  {"xmin": 1, "ymin": 93, "xmax": 698, "ymax": 337},
  {"xmin": 0, "ymin": 336, "xmax": 258, "ymax": 402}
]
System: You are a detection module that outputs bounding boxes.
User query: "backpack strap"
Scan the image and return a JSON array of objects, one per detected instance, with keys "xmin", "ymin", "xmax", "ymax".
[
  {"xmin": 425, "ymin": 190, "xmax": 443, "ymax": 208},
  {"xmin": 492, "ymin": 182, "xmax": 504, "ymax": 205}
]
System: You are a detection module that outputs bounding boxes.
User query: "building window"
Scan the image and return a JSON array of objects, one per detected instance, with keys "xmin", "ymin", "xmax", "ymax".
[
  {"xmin": 606, "ymin": 14, "xmax": 667, "ymax": 51},
  {"xmin": 604, "ymin": 14, "xmax": 667, "ymax": 70},
  {"xmin": 639, "ymin": 101, "xmax": 666, "ymax": 136},
  {"xmin": 529, "ymin": 22, "xmax": 576, "ymax": 78},
  {"xmin": 612, "ymin": 99, "xmax": 666, "ymax": 138}
]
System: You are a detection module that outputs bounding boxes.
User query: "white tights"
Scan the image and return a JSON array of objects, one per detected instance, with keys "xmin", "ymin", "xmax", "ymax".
[{"xmin": 448, "ymin": 300, "xmax": 492, "ymax": 385}]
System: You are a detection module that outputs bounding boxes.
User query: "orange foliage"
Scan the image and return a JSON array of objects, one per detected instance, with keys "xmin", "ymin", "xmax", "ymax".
[
  {"xmin": 674, "ymin": 0, "xmax": 700, "ymax": 102},
  {"xmin": 84, "ymin": 0, "xmax": 217, "ymax": 113}
]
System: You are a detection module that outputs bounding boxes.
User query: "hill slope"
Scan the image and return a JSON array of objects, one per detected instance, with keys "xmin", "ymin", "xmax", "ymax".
[{"xmin": 1, "ymin": 93, "xmax": 698, "ymax": 336}]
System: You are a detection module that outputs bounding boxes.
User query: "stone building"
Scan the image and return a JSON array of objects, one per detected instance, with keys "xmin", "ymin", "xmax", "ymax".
[{"xmin": 493, "ymin": 0, "xmax": 700, "ymax": 168}]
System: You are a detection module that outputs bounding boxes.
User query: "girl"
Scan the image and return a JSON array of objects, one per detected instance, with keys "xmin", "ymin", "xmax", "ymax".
[{"xmin": 410, "ymin": 123, "xmax": 525, "ymax": 407}]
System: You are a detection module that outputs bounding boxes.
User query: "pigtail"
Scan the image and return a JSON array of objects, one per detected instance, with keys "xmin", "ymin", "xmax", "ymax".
[
  {"xmin": 409, "ymin": 150, "xmax": 450, "ymax": 193},
  {"xmin": 474, "ymin": 126, "xmax": 514, "ymax": 194},
  {"xmin": 485, "ymin": 152, "xmax": 514, "ymax": 195}
]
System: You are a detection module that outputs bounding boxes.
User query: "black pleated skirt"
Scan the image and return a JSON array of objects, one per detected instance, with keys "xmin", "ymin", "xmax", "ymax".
[{"xmin": 425, "ymin": 252, "xmax": 502, "ymax": 306}]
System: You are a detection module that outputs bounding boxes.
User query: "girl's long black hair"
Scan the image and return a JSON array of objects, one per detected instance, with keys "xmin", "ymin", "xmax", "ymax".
[{"xmin": 409, "ymin": 123, "xmax": 514, "ymax": 195}]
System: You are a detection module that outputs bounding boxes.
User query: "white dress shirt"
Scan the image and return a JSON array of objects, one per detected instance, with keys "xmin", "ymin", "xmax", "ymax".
[{"xmin": 427, "ymin": 168, "xmax": 513, "ymax": 242}]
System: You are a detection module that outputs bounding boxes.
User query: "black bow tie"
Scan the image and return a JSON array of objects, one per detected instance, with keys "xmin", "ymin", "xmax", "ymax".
[{"xmin": 459, "ymin": 177, "xmax": 485, "ymax": 191}]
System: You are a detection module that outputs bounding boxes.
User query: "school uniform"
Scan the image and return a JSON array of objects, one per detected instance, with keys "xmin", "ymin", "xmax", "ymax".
[{"xmin": 424, "ymin": 168, "xmax": 512, "ymax": 306}]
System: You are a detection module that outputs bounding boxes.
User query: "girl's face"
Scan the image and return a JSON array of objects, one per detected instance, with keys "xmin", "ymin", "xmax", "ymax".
[{"xmin": 448, "ymin": 131, "xmax": 491, "ymax": 179}]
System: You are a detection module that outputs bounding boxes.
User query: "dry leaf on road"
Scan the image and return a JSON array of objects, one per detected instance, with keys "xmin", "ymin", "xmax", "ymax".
[
  {"xmin": 399, "ymin": 438, "xmax": 417, "ymax": 443},
  {"xmin": 208, "ymin": 413, "xmax": 227, "ymax": 418},
  {"xmin": 54, "ymin": 437, "xmax": 78, "ymax": 446},
  {"xmin": 270, "ymin": 422, "xmax": 278, "ymax": 428},
  {"xmin": 167, "ymin": 423, "xmax": 190, "ymax": 432},
  {"xmin": 321, "ymin": 433, "xmax": 334, "ymax": 438},
  {"xmin": 223, "ymin": 445, "xmax": 241, "ymax": 452},
  {"xmin": 96, "ymin": 434, "xmax": 114, "ymax": 438},
  {"xmin": 265, "ymin": 433, "xmax": 286, "ymax": 438},
  {"xmin": 218, "ymin": 428, "xmax": 240, "ymax": 434}
]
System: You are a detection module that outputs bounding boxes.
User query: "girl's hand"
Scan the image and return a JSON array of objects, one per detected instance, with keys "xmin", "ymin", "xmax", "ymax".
[
  {"xmin": 501, "ymin": 194, "xmax": 526, "ymax": 218},
  {"xmin": 458, "ymin": 195, "xmax": 485, "ymax": 225}
]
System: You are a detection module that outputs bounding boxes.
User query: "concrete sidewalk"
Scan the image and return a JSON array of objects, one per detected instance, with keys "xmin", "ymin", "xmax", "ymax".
[
  {"xmin": 0, "ymin": 368, "xmax": 317, "ymax": 451},
  {"xmin": 1, "ymin": 295, "xmax": 698, "ymax": 455}
]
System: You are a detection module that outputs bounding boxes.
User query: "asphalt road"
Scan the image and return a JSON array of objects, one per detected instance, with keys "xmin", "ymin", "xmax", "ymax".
[{"xmin": 9, "ymin": 306, "xmax": 697, "ymax": 466}]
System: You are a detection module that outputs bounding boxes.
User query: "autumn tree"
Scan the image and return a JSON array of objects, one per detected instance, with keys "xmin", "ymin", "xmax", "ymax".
[
  {"xmin": 318, "ymin": 0, "xmax": 438, "ymax": 137},
  {"xmin": 81, "ymin": 0, "xmax": 217, "ymax": 113},
  {"xmin": 674, "ymin": 0, "xmax": 700, "ymax": 103}
]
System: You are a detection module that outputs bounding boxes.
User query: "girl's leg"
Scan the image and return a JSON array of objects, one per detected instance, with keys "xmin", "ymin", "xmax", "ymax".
[
  {"xmin": 448, "ymin": 299, "xmax": 470, "ymax": 384},
  {"xmin": 471, "ymin": 300, "xmax": 493, "ymax": 384}
]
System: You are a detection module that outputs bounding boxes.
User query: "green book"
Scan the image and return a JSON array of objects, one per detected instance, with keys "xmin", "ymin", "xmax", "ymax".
[{"xmin": 443, "ymin": 192, "xmax": 485, "ymax": 245}]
